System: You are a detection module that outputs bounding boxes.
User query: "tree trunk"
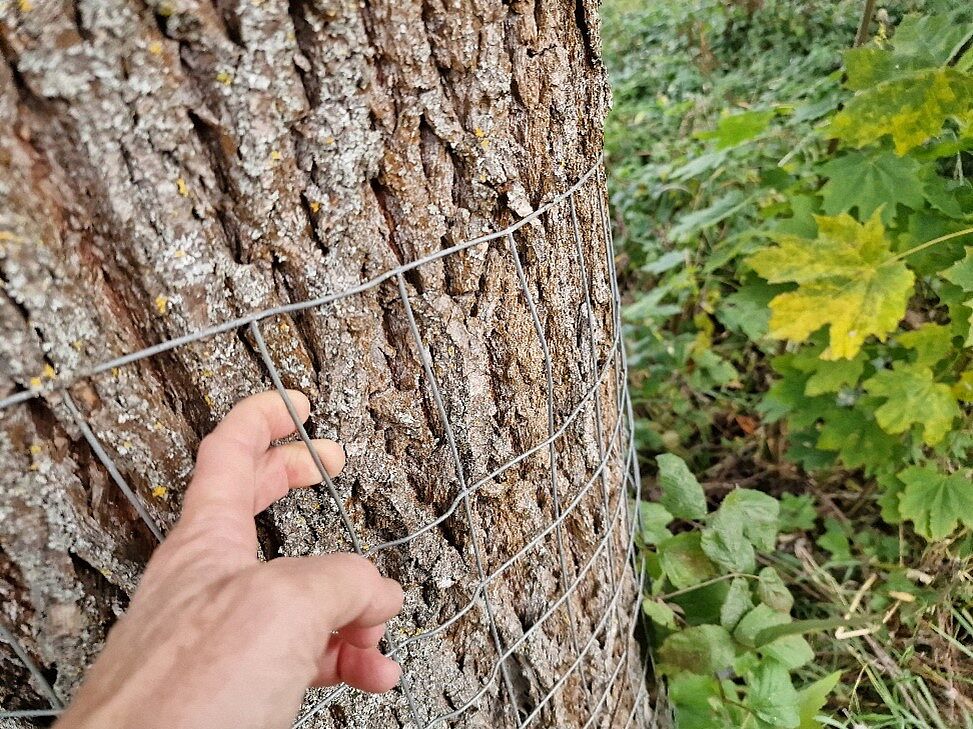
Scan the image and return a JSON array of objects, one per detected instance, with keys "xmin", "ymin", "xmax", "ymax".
[{"xmin": 0, "ymin": 1, "xmax": 648, "ymax": 727}]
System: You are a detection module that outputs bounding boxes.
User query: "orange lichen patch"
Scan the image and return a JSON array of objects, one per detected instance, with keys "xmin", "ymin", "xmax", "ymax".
[
  {"xmin": 154, "ymin": 295, "xmax": 169, "ymax": 315},
  {"xmin": 151, "ymin": 485, "xmax": 168, "ymax": 499},
  {"xmin": 309, "ymin": 201, "xmax": 321, "ymax": 213},
  {"xmin": 176, "ymin": 177, "xmax": 189, "ymax": 197}
]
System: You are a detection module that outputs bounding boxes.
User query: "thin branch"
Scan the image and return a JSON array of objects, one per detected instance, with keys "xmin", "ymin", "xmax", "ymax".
[{"xmin": 854, "ymin": 0, "xmax": 878, "ymax": 47}]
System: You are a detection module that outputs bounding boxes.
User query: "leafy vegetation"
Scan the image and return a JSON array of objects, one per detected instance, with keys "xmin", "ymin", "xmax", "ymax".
[{"xmin": 604, "ymin": 0, "xmax": 973, "ymax": 726}]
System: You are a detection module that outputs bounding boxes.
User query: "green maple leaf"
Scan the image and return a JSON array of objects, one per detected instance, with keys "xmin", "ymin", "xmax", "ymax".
[
  {"xmin": 863, "ymin": 363, "xmax": 960, "ymax": 445},
  {"xmin": 748, "ymin": 212, "xmax": 914, "ymax": 360},
  {"xmin": 819, "ymin": 151, "xmax": 925, "ymax": 223},
  {"xmin": 898, "ymin": 466, "xmax": 973, "ymax": 540},
  {"xmin": 830, "ymin": 67, "xmax": 973, "ymax": 155},
  {"xmin": 898, "ymin": 323, "xmax": 954, "ymax": 367}
]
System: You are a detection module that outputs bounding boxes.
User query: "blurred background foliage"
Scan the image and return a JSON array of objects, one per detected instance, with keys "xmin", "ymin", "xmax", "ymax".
[{"xmin": 603, "ymin": 1, "xmax": 973, "ymax": 726}]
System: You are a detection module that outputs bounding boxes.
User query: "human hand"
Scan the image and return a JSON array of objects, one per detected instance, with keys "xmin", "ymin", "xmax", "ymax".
[{"xmin": 55, "ymin": 390, "xmax": 403, "ymax": 729}]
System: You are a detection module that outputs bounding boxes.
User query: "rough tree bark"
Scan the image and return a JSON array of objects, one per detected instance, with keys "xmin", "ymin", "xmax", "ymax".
[{"xmin": 0, "ymin": 0, "xmax": 647, "ymax": 727}]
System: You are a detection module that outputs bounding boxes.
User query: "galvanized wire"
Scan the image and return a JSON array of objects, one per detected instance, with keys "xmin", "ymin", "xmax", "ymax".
[{"xmin": 0, "ymin": 159, "xmax": 649, "ymax": 728}]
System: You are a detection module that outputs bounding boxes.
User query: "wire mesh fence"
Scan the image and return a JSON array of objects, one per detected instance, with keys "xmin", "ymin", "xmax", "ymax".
[{"xmin": 0, "ymin": 160, "xmax": 650, "ymax": 728}]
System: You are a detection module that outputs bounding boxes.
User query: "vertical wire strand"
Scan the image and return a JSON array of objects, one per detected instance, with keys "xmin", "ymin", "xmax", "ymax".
[
  {"xmin": 0, "ymin": 624, "xmax": 62, "ymax": 710},
  {"xmin": 248, "ymin": 321, "xmax": 424, "ymax": 728},
  {"xmin": 61, "ymin": 391, "xmax": 164, "ymax": 543},
  {"xmin": 504, "ymin": 229, "xmax": 594, "ymax": 714},
  {"xmin": 568, "ymin": 188, "xmax": 627, "ymax": 662},
  {"xmin": 394, "ymin": 273, "xmax": 523, "ymax": 725}
]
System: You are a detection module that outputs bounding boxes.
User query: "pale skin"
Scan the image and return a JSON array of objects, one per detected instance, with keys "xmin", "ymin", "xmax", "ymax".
[{"xmin": 55, "ymin": 390, "xmax": 403, "ymax": 729}]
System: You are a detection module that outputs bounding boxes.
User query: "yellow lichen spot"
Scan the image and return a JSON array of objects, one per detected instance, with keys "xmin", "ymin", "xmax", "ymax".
[
  {"xmin": 158, "ymin": 1, "xmax": 174, "ymax": 17},
  {"xmin": 325, "ymin": 136, "xmax": 335, "ymax": 146},
  {"xmin": 154, "ymin": 295, "xmax": 169, "ymax": 315},
  {"xmin": 122, "ymin": 440, "xmax": 133, "ymax": 450},
  {"xmin": 173, "ymin": 249, "xmax": 186, "ymax": 258},
  {"xmin": 148, "ymin": 40, "xmax": 164, "ymax": 55},
  {"xmin": 176, "ymin": 177, "xmax": 189, "ymax": 197},
  {"xmin": 18, "ymin": 0, "xmax": 32, "ymax": 12},
  {"xmin": 71, "ymin": 339, "xmax": 84, "ymax": 351},
  {"xmin": 279, "ymin": 321, "xmax": 290, "ymax": 333},
  {"xmin": 480, "ymin": 138, "xmax": 490, "ymax": 150},
  {"xmin": 474, "ymin": 127, "xmax": 486, "ymax": 138},
  {"xmin": 111, "ymin": 367, "xmax": 121, "ymax": 378},
  {"xmin": 151, "ymin": 485, "xmax": 168, "ymax": 499},
  {"xmin": 42, "ymin": 363, "xmax": 56, "ymax": 380},
  {"xmin": 29, "ymin": 463, "xmax": 39, "ymax": 472},
  {"xmin": 204, "ymin": 394, "xmax": 214, "ymax": 407},
  {"xmin": 201, "ymin": 368, "xmax": 213, "ymax": 378},
  {"xmin": 29, "ymin": 376, "xmax": 42, "ymax": 389},
  {"xmin": 269, "ymin": 149, "xmax": 282, "ymax": 161},
  {"xmin": 309, "ymin": 201, "xmax": 321, "ymax": 214},
  {"xmin": 153, "ymin": 420, "xmax": 162, "ymax": 431},
  {"xmin": 216, "ymin": 70, "xmax": 233, "ymax": 86},
  {"xmin": 29, "ymin": 443, "xmax": 42, "ymax": 455}
]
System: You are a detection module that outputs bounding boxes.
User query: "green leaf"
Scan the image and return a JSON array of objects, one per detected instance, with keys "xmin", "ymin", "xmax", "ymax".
[
  {"xmin": 898, "ymin": 465, "xmax": 973, "ymax": 540},
  {"xmin": 723, "ymin": 489, "xmax": 780, "ymax": 551},
  {"xmin": 659, "ymin": 533, "xmax": 720, "ymax": 589},
  {"xmin": 745, "ymin": 659, "xmax": 801, "ymax": 729},
  {"xmin": 669, "ymin": 673, "xmax": 734, "ymax": 729},
  {"xmin": 639, "ymin": 502, "xmax": 674, "ymax": 546},
  {"xmin": 671, "ymin": 190, "xmax": 752, "ymax": 242},
  {"xmin": 717, "ymin": 282, "xmax": 778, "ymax": 343},
  {"xmin": 643, "ymin": 598, "xmax": 678, "ymax": 629},
  {"xmin": 757, "ymin": 567, "xmax": 794, "ymax": 613},
  {"xmin": 760, "ymin": 634, "xmax": 814, "ymax": 670},
  {"xmin": 698, "ymin": 109, "xmax": 776, "ymax": 149},
  {"xmin": 734, "ymin": 604, "xmax": 791, "ymax": 649},
  {"xmin": 819, "ymin": 151, "xmax": 925, "ymax": 223},
  {"xmin": 702, "ymin": 506, "xmax": 756, "ymax": 574},
  {"xmin": 797, "ymin": 671, "xmax": 842, "ymax": 729},
  {"xmin": 816, "ymin": 517, "xmax": 852, "ymax": 561},
  {"xmin": 748, "ymin": 212, "xmax": 914, "ymax": 360},
  {"xmin": 830, "ymin": 68, "xmax": 973, "ymax": 155},
  {"xmin": 657, "ymin": 453, "xmax": 708, "ymax": 519},
  {"xmin": 720, "ymin": 577, "xmax": 754, "ymax": 632},
  {"xmin": 898, "ymin": 323, "xmax": 954, "ymax": 367},
  {"xmin": 864, "ymin": 363, "xmax": 960, "ymax": 445},
  {"xmin": 943, "ymin": 247, "xmax": 973, "ymax": 291},
  {"xmin": 816, "ymin": 404, "xmax": 903, "ymax": 475},
  {"xmin": 779, "ymin": 494, "xmax": 817, "ymax": 532},
  {"xmin": 804, "ymin": 355, "xmax": 866, "ymax": 396},
  {"xmin": 658, "ymin": 624, "xmax": 737, "ymax": 676}
]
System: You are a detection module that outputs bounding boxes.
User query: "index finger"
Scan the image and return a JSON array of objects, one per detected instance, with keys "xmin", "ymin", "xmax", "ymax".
[{"xmin": 180, "ymin": 389, "xmax": 311, "ymax": 541}]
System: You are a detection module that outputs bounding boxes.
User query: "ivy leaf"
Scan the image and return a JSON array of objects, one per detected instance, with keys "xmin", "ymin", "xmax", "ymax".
[
  {"xmin": 745, "ymin": 659, "xmax": 801, "ymax": 729},
  {"xmin": 864, "ymin": 363, "xmax": 960, "ymax": 445},
  {"xmin": 748, "ymin": 212, "xmax": 914, "ymax": 360},
  {"xmin": 898, "ymin": 466, "xmax": 973, "ymax": 540},
  {"xmin": 658, "ymin": 624, "xmax": 737, "ymax": 676},
  {"xmin": 659, "ymin": 533, "xmax": 720, "ymax": 589},
  {"xmin": 830, "ymin": 68, "xmax": 973, "ymax": 155},
  {"xmin": 720, "ymin": 577, "xmax": 755, "ymax": 631},
  {"xmin": 819, "ymin": 151, "xmax": 925, "ymax": 223},
  {"xmin": 657, "ymin": 453, "xmax": 708, "ymax": 519},
  {"xmin": 898, "ymin": 323, "xmax": 954, "ymax": 367},
  {"xmin": 797, "ymin": 671, "xmax": 842, "ymax": 729}
]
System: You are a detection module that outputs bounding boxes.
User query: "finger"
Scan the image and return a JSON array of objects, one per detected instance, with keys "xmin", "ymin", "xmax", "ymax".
[
  {"xmin": 338, "ymin": 645, "xmax": 402, "ymax": 693},
  {"xmin": 311, "ymin": 641, "xmax": 401, "ymax": 693},
  {"xmin": 267, "ymin": 554, "xmax": 404, "ymax": 636},
  {"xmin": 180, "ymin": 390, "xmax": 310, "ymax": 535},
  {"xmin": 253, "ymin": 439, "xmax": 345, "ymax": 513},
  {"xmin": 338, "ymin": 623, "xmax": 386, "ymax": 650}
]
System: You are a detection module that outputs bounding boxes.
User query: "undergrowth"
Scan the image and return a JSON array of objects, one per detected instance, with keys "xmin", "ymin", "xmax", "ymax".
[{"xmin": 604, "ymin": 0, "xmax": 973, "ymax": 726}]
